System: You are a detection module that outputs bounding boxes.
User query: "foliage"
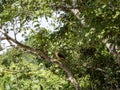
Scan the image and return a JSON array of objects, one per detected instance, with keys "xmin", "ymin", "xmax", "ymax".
[
  {"xmin": 0, "ymin": 49, "xmax": 72, "ymax": 90},
  {"xmin": 0, "ymin": 0, "xmax": 120, "ymax": 90}
]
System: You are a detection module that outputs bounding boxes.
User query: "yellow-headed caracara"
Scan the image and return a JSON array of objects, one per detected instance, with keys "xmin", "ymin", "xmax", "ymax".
[{"xmin": 54, "ymin": 51, "xmax": 65, "ymax": 60}]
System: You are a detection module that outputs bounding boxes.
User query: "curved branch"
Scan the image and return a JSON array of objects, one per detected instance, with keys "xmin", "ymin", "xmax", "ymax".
[
  {"xmin": 1, "ymin": 31, "xmax": 81, "ymax": 90},
  {"xmin": 52, "ymin": 59, "xmax": 81, "ymax": 90}
]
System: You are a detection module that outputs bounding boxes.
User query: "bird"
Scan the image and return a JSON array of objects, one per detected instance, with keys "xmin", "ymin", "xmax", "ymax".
[{"xmin": 54, "ymin": 51, "xmax": 65, "ymax": 60}]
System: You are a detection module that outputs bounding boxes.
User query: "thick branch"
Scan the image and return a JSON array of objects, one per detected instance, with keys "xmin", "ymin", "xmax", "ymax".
[
  {"xmin": 0, "ymin": 37, "xmax": 7, "ymax": 40},
  {"xmin": 52, "ymin": 60, "xmax": 80, "ymax": 90},
  {"xmin": 58, "ymin": 5, "xmax": 81, "ymax": 20},
  {"xmin": 102, "ymin": 39, "xmax": 120, "ymax": 65},
  {"xmin": 2, "ymin": 32, "xmax": 48, "ymax": 60},
  {"xmin": 1, "ymin": 32, "xmax": 81, "ymax": 90}
]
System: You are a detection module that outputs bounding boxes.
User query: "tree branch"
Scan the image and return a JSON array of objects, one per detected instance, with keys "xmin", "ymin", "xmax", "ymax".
[
  {"xmin": 102, "ymin": 39, "xmax": 120, "ymax": 65},
  {"xmin": 1, "ymin": 31, "xmax": 81, "ymax": 90},
  {"xmin": 52, "ymin": 60, "xmax": 80, "ymax": 90}
]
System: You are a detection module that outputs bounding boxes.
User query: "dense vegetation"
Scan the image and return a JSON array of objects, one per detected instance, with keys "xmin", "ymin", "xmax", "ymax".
[{"xmin": 0, "ymin": 0, "xmax": 120, "ymax": 90}]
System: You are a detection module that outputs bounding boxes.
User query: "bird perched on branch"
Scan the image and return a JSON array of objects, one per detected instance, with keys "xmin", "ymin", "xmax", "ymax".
[{"xmin": 54, "ymin": 51, "xmax": 65, "ymax": 60}]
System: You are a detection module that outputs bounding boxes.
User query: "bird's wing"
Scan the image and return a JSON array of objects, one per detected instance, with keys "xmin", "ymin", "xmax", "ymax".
[{"xmin": 58, "ymin": 52, "xmax": 65, "ymax": 59}]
